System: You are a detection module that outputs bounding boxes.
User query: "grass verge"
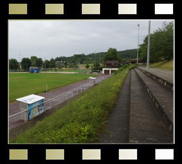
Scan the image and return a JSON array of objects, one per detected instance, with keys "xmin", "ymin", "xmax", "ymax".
[
  {"xmin": 149, "ymin": 60, "xmax": 173, "ymax": 70},
  {"xmin": 10, "ymin": 64, "xmax": 136, "ymax": 143}
]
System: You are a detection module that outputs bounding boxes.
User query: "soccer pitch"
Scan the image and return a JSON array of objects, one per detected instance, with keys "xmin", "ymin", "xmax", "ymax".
[{"xmin": 9, "ymin": 73, "xmax": 94, "ymax": 102}]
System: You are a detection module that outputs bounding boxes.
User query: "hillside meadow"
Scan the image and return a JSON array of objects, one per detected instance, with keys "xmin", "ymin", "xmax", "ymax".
[{"xmin": 149, "ymin": 60, "xmax": 173, "ymax": 70}]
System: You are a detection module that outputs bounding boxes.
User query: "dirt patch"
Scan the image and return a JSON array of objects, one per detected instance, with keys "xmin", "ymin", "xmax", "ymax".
[{"xmin": 9, "ymin": 92, "xmax": 84, "ymax": 141}]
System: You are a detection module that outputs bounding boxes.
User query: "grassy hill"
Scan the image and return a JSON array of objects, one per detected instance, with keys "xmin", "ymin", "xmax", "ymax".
[{"xmin": 149, "ymin": 60, "xmax": 173, "ymax": 70}]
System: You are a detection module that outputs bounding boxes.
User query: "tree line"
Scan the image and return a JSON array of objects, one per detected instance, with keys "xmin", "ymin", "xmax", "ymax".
[
  {"xmin": 139, "ymin": 21, "xmax": 173, "ymax": 62},
  {"xmin": 9, "ymin": 49, "xmax": 137, "ymax": 71}
]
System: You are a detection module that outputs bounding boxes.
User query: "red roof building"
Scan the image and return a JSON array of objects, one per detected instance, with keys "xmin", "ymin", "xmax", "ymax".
[{"xmin": 104, "ymin": 60, "xmax": 120, "ymax": 67}]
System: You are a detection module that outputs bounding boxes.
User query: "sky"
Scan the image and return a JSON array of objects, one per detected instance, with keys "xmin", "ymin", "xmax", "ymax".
[{"xmin": 9, "ymin": 19, "xmax": 173, "ymax": 61}]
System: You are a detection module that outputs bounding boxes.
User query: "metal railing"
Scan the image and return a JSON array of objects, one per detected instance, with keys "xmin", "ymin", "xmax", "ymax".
[{"xmin": 9, "ymin": 75, "xmax": 111, "ymax": 129}]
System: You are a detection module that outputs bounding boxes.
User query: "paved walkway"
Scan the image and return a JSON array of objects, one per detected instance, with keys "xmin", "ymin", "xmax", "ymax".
[
  {"xmin": 138, "ymin": 67, "xmax": 173, "ymax": 84},
  {"xmin": 99, "ymin": 71, "xmax": 131, "ymax": 143}
]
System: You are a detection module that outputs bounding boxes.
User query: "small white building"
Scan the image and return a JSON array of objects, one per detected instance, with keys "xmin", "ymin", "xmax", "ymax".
[
  {"xmin": 102, "ymin": 60, "xmax": 120, "ymax": 74},
  {"xmin": 102, "ymin": 68, "xmax": 118, "ymax": 74},
  {"xmin": 16, "ymin": 94, "xmax": 45, "ymax": 122}
]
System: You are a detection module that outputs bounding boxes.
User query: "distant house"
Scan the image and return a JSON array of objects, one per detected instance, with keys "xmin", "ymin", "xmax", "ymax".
[
  {"xmin": 56, "ymin": 60, "xmax": 64, "ymax": 67},
  {"xmin": 29, "ymin": 67, "xmax": 39, "ymax": 73},
  {"xmin": 104, "ymin": 60, "xmax": 120, "ymax": 67},
  {"xmin": 102, "ymin": 60, "xmax": 120, "ymax": 74},
  {"xmin": 129, "ymin": 58, "xmax": 137, "ymax": 64}
]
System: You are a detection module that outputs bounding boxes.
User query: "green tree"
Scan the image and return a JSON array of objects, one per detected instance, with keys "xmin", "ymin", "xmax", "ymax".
[
  {"xmin": 93, "ymin": 62, "xmax": 100, "ymax": 68},
  {"xmin": 104, "ymin": 48, "xmax": 121, "ymax": 62},
  {"xmin": 85, "ymin": 64, "xmax": 90, "ymax": 69},
  {"xmin": 139, "ymin": 21, "xmax": 173, "ymax": 62},
  {"xmin": 9, "ymin": 59, "xmax": 19, "ymax": 70},
  {"xmin": 43, "ymin": 60, "xmax": 50, "ymax": 68},
  {"xmin": 21, "ymin": 58, "xmax": 31, "ymax": 70},
  {"xmin": 64, "ymin": 61, "xmax": 67, "ymax": 68},
  {"xmin": 36, "ymin": 58, "xmax": 43, "ymax": 67},
  {"xmin": 30, "ymin": 56, "xmax": 38, "ymax": 66},
  {"xmin": 49, "ymin": 58, "xmax": 56, "ymax": 68}
]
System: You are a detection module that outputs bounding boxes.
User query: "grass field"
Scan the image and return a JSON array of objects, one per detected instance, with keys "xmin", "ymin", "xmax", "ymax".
[
  {"xmin": 9, "ymin": 73, "xmax": 95, "ymax": 102},
  {"xmin": 149, "ymin": 60, "xmax": 173, "ymax": 70},
  {"xmin": 10, "ymin": 64, "xmax": 136, "ymax": 143}
]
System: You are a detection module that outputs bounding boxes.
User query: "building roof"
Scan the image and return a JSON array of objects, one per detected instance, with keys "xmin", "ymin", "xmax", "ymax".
[
  {"xmin": 129, "ymin": 58, "xmax": 137, "ymax": 61},
  {"xmin": 104, "ymin": 60, "xmax": 119, "ymax": 64},
  {"xmin": 29, "ymin": 67, "xmax": 39, "ymax": 69},
  {"xmin": 16, "ymin": 94, "xmax": 45, "ymax": 104}
]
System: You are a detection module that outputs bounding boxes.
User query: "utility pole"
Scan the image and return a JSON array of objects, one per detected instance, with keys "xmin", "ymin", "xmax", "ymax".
[
  {"xmin": 44, "ymin": 57, "xmax": 46, "ymax": 71},
  {"xmin": 137, "ymin": 24, "xmax": 140, "ymax": 64},
  {"xmin": 19, "ymin": 54, "xmax": 21, "ymax": 71},
  {"xmin": 147, "ymin": 20, "xmax": 151, "ymax": 70},
  {"xmin": 100, "ymin": 53, "xmax": 101, "ymax": 65},
  {"xmin": 95, "ymin": 51, "xmax": 96, "ymax": 68},
  {"xmin": 19, "ymin": 54, "xmax": 21, "ymax": 63}
]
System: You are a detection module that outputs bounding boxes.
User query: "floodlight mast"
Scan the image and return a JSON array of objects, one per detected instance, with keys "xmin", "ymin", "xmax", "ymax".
[
  {"xmin": 137, "ymin": 24, "xmax": 140, "ymax": 64},
  {"xmin": 147, "ymin": 20, "xmax": 151, "ymax": 70}
]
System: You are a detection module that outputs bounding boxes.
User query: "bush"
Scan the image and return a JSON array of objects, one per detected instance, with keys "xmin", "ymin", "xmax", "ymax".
[{"xmin": 114, "ymin": 64, "xmax": 137, "ymax": 75}]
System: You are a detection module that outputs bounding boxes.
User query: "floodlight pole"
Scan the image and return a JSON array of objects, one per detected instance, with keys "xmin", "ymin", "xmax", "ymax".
[
  {"xmin": 44, "ymin": 57, "xmax": 46, "ymax": 71},
  {"xmin": 137, "ymin": 24, "xmax": 140, "ymax": 64},
  {"xmin": 147, "ymin": 20, "xmax": 151, "ymax": 70},
  {"xmin": 19, "ymin": 54, "xmax": 21, "ymax": 70},
  {"xmin": 19, "ymin": 54, "xmax": 21, "ymax": 63},
  {"xmin": 95, "ymin": 51, "xmax": 96, "ymax": 68}
]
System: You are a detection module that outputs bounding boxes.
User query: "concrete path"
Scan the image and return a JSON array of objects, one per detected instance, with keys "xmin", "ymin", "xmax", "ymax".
[
  {"xmin": 99, "ymin": 67, "xmax": 173, "ymax": 143},
  {"xmin": 138, "ymin": 67, "xmax": 173, "ymax": 84},
  {"xmin": 99, "ymin": 71, "xmax": 131, "ymax": 143}
]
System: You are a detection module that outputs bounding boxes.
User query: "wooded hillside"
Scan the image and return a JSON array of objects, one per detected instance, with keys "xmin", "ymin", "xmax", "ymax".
[{"xmin": 55, "ymin": 49, "xmax": 137, "ymax": 65}]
